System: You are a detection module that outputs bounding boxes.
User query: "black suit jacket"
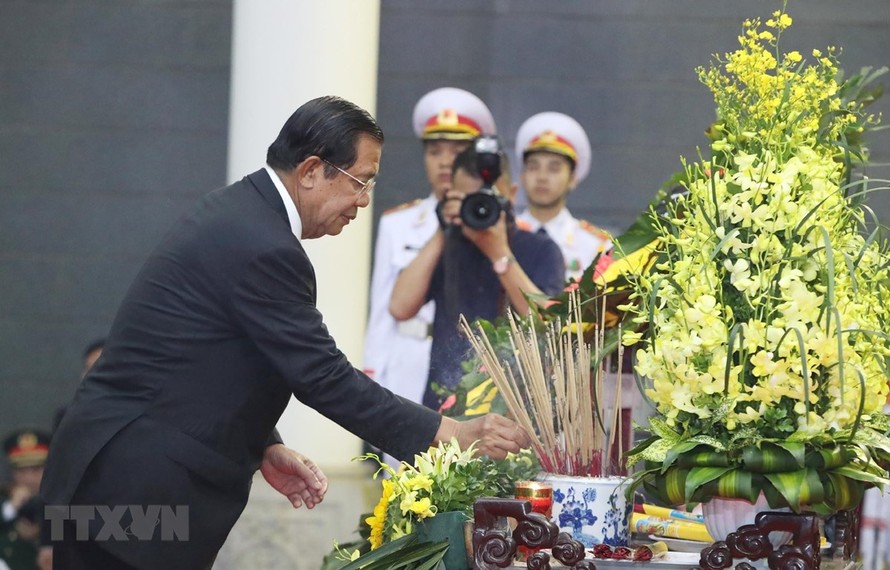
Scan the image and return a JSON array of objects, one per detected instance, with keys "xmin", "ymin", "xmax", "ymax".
[{"xmin": 40, "ymin": 169, "xmax": 441, "ymax": 569}]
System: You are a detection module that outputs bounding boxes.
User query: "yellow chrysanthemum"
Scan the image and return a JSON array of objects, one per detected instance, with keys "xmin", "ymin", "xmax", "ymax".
[{"xmin": 366, "ymin": 479, "xmax": 394, "ymax": 550}]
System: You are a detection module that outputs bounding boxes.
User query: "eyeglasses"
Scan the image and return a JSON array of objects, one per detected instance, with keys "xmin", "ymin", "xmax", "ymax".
[{"xmin": 321, "ymin": 158, "xmax": 376, "ymax": 198}]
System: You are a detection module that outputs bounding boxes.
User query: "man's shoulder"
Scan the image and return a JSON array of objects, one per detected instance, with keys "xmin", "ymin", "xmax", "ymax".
[
  {"xmin": 198, "ymin": 171, "xmax": 268, "ymax": 213},
  {"xmin": 196, "ymin": 180, "xmax": 283, "ymax": 232},
  {"xmin": 515, "ymin": 217, "xmax": 534, "ymax": 232},
  {"xmin": 510, "ymin": 227, "xmax": 566, "ymax": 295},
  {"xmin": 382, "ymin": 198, "xmax": 428, "ymax": 219},
  {"xmin": 168, "ymin": 173, "xmax": 297, "ymax": 265},
  {"xmin": 378, "ymin": 198, "xmax": 437, "ymax": 238},
  {"xmin": 512, "ymin": 226, "xmax": 562, "ymax": 256},
  {"xmin": 576, "ymin": 218, "xmax": 612, "ymax": 241}
]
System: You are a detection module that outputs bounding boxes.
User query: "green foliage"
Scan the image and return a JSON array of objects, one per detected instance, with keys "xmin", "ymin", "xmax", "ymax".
[
  {"xmin": 361, "ymin": 440, "xmax": 538, "ymax": 548},
  {"xmin": 326, "ymin": 534, "xmax": 448, "ymax": 570}
]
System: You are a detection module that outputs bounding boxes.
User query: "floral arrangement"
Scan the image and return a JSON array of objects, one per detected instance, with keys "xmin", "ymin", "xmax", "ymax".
[
  {"xmin": 624, "ymin": 7, "xmax": 890, "ymax": 513},
  {"xmin": 360, "ymin": 439, "xmax": 538, "ymax": 549}
]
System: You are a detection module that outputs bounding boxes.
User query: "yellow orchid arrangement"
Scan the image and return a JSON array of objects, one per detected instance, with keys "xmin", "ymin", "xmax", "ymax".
[
  {"xmin": 359, "ymin": 439, "xmax": 537, "ymax": 550},
  {"xmin": 624, "ymin": 6, "xmax": 890, "ymax": 514}
]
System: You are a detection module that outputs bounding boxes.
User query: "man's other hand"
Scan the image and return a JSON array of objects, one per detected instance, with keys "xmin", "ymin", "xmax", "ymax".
[{"xmin": 260, "ymin": 444, "xmax": 328, "ymax": 509}]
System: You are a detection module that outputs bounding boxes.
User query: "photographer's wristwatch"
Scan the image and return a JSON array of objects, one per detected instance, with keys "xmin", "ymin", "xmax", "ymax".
[{"xmin": 492, "ymin": 255, "xmax": 516, "ymax": 275}]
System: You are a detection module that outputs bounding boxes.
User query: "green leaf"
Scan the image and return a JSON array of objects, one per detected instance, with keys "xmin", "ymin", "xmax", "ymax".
[
  {"xmin": 414, "ymin": 558, "xmax": 447, "ymax": 570},
  {"xmin": 662, "ymin": 441, "xmax": 706, "ymax": 472},
  {"xmin": 741, "ymin": 443, "xmax": 802, "ymax": 473},
  {"xmin": 626, "ymin": 435, "xmax": 659, "ymax": 457},
  {"xmin": 773, "ymin": 442, "xmax": 806, "ymax": 469},
  {"xmin": 763, "ymin": 468, "xmax": 823, "ymax": 512},
  {"xmin": 654, "ymin": 467, "xmax": 691, "ymax": 505},
  {"xmin": 341, "ymin": 539, "xmax": 449, "ymax": 570},
  {"xmin": 851, "ymin": 427, "xmax": 890, "ymax": 455},
  {"xmin": 834, "ymin": 465, "xmax": 890, "ymax": 486},
  {"xmin": 760, "ymin": 479, "xmax": 785, "ymax": 509},
  {"xmin": 774, "ymin": 327, "xmax": 811, "ymax": 418},
  {"xmin": 676, "ymin": 449, "xmax": 730, "ymax": 468},
  {"xmin": 384, "ymin": 542, "xmax": 449, "ymax": 569},
  {"xmin": 849, "ymin": 368, "xmax": 867, "ymax": 442},
  {"xmin": 685, "ymin": 466, "xmax": 734, "ymax": 501},
  {"xmin": 806, "ymin": 502, "xmax": 836, "ymax": 516},
  {"xmin": 804, "ymin": 446, "xmax": 852, "ymax": 469},
  {"xmin": 820, "ymin": 472, "xmax": 866, "ymax": 512},
  {"xmin": 337, "ymin": 535, "xmax": 419, "ymax": 569},
  {"xmin": 709, "ymin": 227, "xmax": 741, "ymax": 262},
  {"xmin": 648, "ymin": 417, "xmax": 683, "ymax": 444},
  {"xmin": 716, "ymin": 469, "xmax": 757, "ymax": 503},
  {"xmin": 687, "ymin": 435, "xmax": 727, "ymax": 451},
  {"xmin": 611, "ymin": 180, "xmax": 681, "ymax": 256},
  {"xmin": 635, "ymin": 437, "xmax": 675, "ymax": 465},
  {"xmin": 625, "ymin": 465, "xmax": 663, "ymax": 501}
]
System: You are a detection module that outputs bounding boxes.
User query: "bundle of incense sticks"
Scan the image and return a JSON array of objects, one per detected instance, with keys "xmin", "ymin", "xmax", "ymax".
[{"xmin": 460, "ymin": 289, "xmax": 622, "ymax": 477}]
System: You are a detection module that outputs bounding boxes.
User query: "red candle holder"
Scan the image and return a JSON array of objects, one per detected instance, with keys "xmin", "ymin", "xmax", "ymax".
[
  {"xmin": 514, "ymin": 481, "xmax": 553, "ymax": 559},
  {"xmin": 514, "ymin": 481, "xmax": 553, "ymax": 518}
]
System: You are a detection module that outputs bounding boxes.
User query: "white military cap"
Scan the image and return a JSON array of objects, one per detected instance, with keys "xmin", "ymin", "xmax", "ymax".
[
  {"xmin": 515, "ymin": 112, "xmax": 591, "ymax": 183},
  {"xmin": 412, "ymin": 87, "xmax": 497, "ymax": 141}
]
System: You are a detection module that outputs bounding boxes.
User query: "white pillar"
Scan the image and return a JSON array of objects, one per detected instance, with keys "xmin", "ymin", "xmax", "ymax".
[{"xmin": 227, "ymin": 0, "xmax": 380, "ymax": 468}]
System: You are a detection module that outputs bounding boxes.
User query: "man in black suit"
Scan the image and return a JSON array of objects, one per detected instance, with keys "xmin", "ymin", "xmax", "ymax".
[{"xmin": 40, "ymin": 96, "xmax": 531, "ymax": 569}]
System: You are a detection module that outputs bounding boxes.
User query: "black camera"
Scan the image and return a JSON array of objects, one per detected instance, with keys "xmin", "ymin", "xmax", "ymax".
[
  {"xmin": 437, "ymin": 136, "xmax": 511, "ymax": 230},
  {"xmin": 460, "ymin": 188, "xmax": 509, "ymax": 229},
  {"xmin": 460, "ymin": 136, "xmax": 511, "ymax": 229}
]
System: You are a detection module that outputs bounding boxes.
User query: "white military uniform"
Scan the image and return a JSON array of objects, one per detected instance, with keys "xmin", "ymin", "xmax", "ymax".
[
  {"xmin": 363, "ymin": 196, "xmax": 439, "ymax": 403},
  {"xmin": 515, "ymin": 111, "xmax": 611, "ymax": 281},
  {"xmin": 363, "ymin": 87, "xmax": 496, "ymax": 408},
  {"xmin": 516, "ymin": 207, "xmax": 611, "ymax": 282}
]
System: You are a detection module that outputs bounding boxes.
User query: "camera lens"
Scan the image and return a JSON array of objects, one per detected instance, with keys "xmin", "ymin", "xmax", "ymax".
[{"xmin": 460, "ymin": 191, "xmax": 501, "ymax": 229}]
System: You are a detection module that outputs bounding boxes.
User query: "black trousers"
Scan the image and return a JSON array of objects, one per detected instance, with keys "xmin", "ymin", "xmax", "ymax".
[
  {"xmin": 51, "ymin": 518, "xmax": 216, "ymax": 570},
  {"xmin": 53, "ymin": 520, "xmax": 139, "ymax": 569}
]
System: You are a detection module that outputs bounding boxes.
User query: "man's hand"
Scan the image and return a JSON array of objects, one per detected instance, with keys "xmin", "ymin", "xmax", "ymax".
[
  {"xmin": 260, "ymin": 444, "xmax": 328, "ymax": 509},
  {"xmin": 7, "ymin": 484, "xmax": 32, "ymax": 510},
  {"xmin": 462, "ymin": 211, "xmax": 511, "ymax": 261},
  {"xmin": 439, "ymin": 189, "xmax": 465, "ymax": 226},
  {"xmin": 441, "ymin": 188, "xmax": 511, "ymax": 262},
  {"xmin": 37, "ymin": 546, "xmax": 52, "ymax": 570},
  {"xmin": 436, "ymin": 414, "xmax": 531, "ymax": 460}
]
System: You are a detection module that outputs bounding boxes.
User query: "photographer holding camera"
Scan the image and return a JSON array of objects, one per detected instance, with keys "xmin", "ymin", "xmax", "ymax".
[
  {"xmin": 364, "ymin": 88, "xmax": 496, "ymax": 411},
  {"xmin": 390, "ymin": 138, "xmax": 565, "ymax": 410}
]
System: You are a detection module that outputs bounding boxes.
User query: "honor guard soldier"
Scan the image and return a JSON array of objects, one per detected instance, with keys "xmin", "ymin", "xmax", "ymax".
[
  {"xmin": 363, "ymin": 88, "xmax": 496, "ymax": 405},
  {"xmin": 1, "ymin": 429, "xmax": 49, "ymax": 570},
  {"xmin": 515, "ymin": 112, "xmax": 612, "ymax": 281},
  {"xmin": 1, "ymin": 429, "xmax": 49, "ymax": 531}
]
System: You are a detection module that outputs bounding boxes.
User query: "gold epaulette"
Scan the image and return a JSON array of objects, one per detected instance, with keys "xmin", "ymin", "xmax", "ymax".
[
  {"xmin": 578, "ymin": 219, "xmax": 611, "ymax": 240},
  {"xmin": 383, "ymin": 198, "xmax": 423, "ymax": 216},
  {"xmin": 515, "ymin": 218, "xmax": 533, "ymax": 232}
]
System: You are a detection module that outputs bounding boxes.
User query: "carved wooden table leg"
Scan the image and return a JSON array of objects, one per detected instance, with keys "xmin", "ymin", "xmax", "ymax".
[
  {"xmin": 698, "ymin": 512, "xmax": 821, "ymax": 570},
  {"xmin": 472, "ymin": 498, "xmax": 589, "ymax": 570},
  {"xmin": 832, "ymin": 506, "xmax": 862, "ymax": 562}
]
